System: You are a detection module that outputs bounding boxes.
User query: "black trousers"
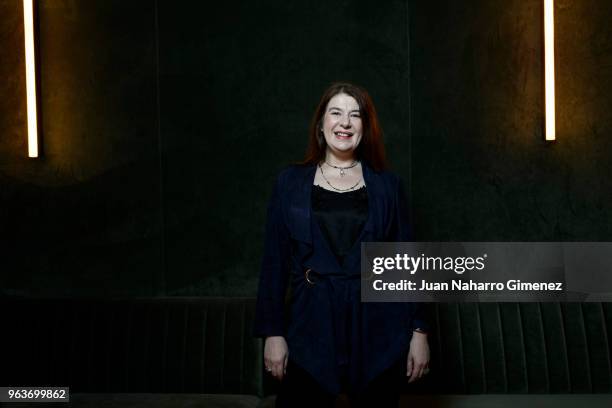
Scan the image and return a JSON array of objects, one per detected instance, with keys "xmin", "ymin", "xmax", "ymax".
[{"xmin": 275, "ymin": 358, "xmax": 405, "ymax": 408}]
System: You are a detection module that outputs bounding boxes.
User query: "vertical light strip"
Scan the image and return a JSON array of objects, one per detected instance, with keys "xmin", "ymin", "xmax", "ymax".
[
  {"xmin": 23, "ymin": 0, "xmax": 38, "ymax": 157},
  {"xmin": 544, "ymin": 0, "xmax": 556, "ymax": 141}
]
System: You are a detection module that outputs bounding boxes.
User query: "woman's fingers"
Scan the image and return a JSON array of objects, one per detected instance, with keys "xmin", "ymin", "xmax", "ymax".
[
  {"xmin": 407, "ymin": 332, "xmax": 430, "ymax": 382},
  {"xmin": 406, "ymin": 355, "xmax": 413, "ymax": 377},
  {"xmin": 272, "ymin": 360, "xmax": 284, "ymax": 380},
  {"xmin": 408, "ymin": 362, "xmax": 429, "ymax": 383},
  {"xmin": 265, "ymin": 357, "xmax": 284, "ymax": 380},
  {"xmin": 264, "ymin": 336, "xmax": 288, "ymax": 381},
  {"xmin": 407, "ymin": 352, "xmax": 430, "ymax": 383},
  {"xmin": 265, "ymin": 358, "xmax": 277, "ymax": 376}
]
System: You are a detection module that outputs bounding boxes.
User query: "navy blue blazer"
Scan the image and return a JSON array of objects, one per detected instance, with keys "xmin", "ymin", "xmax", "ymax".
[{"xmin": 253, "ymin": 161, "xmax": 428, "ymax": 395}]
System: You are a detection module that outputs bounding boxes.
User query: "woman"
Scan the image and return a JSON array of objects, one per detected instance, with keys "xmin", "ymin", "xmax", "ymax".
[{"xmin": 254, "ymin": 82, "xmax": 429, "ymax": 407}]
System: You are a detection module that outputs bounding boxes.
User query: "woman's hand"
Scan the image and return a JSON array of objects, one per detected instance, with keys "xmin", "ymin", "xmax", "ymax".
[
  {"xmin": 406, "ymin": 331, "xmax": 430, "ymax": 383},
  {"xmin": 264, "ymin": 336, "xmax": 289, "ymax": 381}
]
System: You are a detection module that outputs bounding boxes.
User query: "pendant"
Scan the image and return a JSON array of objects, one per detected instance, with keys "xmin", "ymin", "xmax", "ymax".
[{"xmin": 340, "ymin": 168, "xmax": 345, "ymax": 177}]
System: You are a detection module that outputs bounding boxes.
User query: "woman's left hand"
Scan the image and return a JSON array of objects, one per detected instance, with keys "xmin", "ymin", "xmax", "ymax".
[{"xmin": 406, "ymin": 331, "xmax": 430, "ymax": 383}]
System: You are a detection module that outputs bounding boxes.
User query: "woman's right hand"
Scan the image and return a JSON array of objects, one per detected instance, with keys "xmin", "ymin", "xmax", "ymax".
[{"xmin": 264, "ymin": 336, "xmax": 289, "ymax": 381}]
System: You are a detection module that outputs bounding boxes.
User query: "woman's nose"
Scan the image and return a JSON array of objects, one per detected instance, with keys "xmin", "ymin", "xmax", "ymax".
[{"xmin": 341, "ymin": 115, "xmax": 351, "ymax": 127}]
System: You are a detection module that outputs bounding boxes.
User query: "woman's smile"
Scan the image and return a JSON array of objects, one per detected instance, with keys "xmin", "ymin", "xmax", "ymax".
[{"xmin": 334, "ymin": 130, "xmax": 354, "ymax": 139}]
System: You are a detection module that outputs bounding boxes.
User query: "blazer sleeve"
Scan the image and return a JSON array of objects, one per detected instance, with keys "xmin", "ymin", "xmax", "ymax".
[
  {"xmin": 253, "ymin": 172, "xmax": 291, "ymax": 338},
  {"xmin": 394, "ymin": 175, "xmax": 430, "ymax": 333}
]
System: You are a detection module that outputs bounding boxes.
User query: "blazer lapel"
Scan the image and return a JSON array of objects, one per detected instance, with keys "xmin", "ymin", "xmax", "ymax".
[
  {"xmin": 361, "ymin": 161, "xmax": 379, "ymax": 236},
  {"xmin": 286, "ymin": 164, "xmax": 316, "ymax": 246}
]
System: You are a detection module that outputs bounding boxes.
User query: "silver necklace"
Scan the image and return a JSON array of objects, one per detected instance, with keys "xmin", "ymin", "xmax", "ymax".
[
  {"xmin": 324, "ymin": 159, "xmax": 358, "ymax": 177},
  {"xmin": 318, "ymin": 162, "xmax": 362, "ymax": 192}
]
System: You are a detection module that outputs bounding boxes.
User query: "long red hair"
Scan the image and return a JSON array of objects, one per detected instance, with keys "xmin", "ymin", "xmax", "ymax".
[{"xmin": 299, "ymin": 82, "xmax": 388, "ymax": 172}]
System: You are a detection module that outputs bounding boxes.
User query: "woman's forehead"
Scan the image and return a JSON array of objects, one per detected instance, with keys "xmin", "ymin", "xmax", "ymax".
[{"xmin": 327, "ymin": 93, "xmax": 360, "ymax": 110}]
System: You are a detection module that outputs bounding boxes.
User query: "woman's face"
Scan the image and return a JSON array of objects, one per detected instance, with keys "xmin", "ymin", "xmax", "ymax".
[{"xmin": 321, "ymin": 93, "xmax": 363, "ymax": 157}]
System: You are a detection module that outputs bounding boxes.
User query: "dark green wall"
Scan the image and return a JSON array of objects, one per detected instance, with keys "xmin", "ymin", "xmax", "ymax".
[
  {"xmin": 157, "ymin": 0, "xmax": 412, "ymax": 295},
  {"xmin": 1, "ymin": 0, "xmax": 611, "ymax": 297},
  {"xmin": 1, "ymin": 0, "xmax": 163, "ymax": 296},
  {"xmin": 410, "ymin": 0, "xmax": 612, "ymax": 241}
]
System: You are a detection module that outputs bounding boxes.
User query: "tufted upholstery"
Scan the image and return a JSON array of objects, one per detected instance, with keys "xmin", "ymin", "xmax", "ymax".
[
  {"xmin": 424, "ymin": 303, "xmax": 612, "ymax": 394},
  {"xmin": 1, "ymin": 297, "xmax": 263, "ymax": 396},
  {"xmin": 2, "ymin": 297, "xmax": 612, "ymax": 407}
]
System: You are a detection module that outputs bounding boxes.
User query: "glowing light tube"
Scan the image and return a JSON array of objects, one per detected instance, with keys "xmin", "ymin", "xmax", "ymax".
[
  {"xmin": 23, "ymin": 0, "xmax": 38, "ymax": 157},
  {"xmin": 544, "ymin": 0, "xmax": 556, "ymax": 141}
]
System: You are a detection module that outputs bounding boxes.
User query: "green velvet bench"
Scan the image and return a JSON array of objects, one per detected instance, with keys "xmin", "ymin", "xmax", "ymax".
[{"xmin": 2, "ymin": 298, "xmax": 612, "ymax": 407}]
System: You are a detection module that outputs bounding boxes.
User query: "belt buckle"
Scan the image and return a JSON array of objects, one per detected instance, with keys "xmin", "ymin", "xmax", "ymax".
[{"xmin": 305, "ymin": 268, "xmax": 316, "ymax": 285}]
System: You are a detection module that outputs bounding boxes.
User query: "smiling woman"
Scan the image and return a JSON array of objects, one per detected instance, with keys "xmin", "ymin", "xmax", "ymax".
[
  {"xmin": 321, "ymin": 93, "xmax": 364, "ymax": 159},
  {"xmin": 254, "ymin": 82, "xmax": 430, "ymax": 408}
]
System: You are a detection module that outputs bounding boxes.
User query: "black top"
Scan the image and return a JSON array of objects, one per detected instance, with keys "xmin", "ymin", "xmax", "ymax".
[{"xmin": 311, "ymin": 184, "xmax": 368, "ymax": 265}]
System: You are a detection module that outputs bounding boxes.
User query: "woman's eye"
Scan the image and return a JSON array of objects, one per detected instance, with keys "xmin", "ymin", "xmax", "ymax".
[
  {"xmin": 331, "ymin": 111, "xmax": 340, "ymax": 116},
  {"xmin": 351, "ymin": 114, "xmax": 361, "ymax": 118}
]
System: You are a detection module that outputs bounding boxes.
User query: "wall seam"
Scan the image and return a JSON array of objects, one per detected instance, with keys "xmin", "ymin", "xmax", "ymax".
[
  {"xmin": 496, "ymin": 303, "xmax": 508, "ymax": 392},
  {"xmin": 457, "ymin": 304, "xmax": 466, "ymax": 392},
  {"xmin": 405, "ymin": 0, "xmax": 413, "ymax": 227},
  {"xmin": 580, "ymin": 303, "xmax": 593, "ymax": 392},
  {"xmin": 599, "ymin": 303, "xmax": 612, "ymax": 391},
  {"xmin": 517, "ymin": 303, "xmax": 529, "ymax": 392},
  {"xmin": 476, "ymin": 303, "xmax": 487, "ymax": 392},
  {"xmin": 537, "ymin": 302, "xmax": 551, "ymax": 393},
  {"xmin": 559, "ymin": 303, "xmax": 571, "ymax": 391},
  {"xmin": 154, "ymin": 0, "xmax": 167, "ymax": 295}
]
